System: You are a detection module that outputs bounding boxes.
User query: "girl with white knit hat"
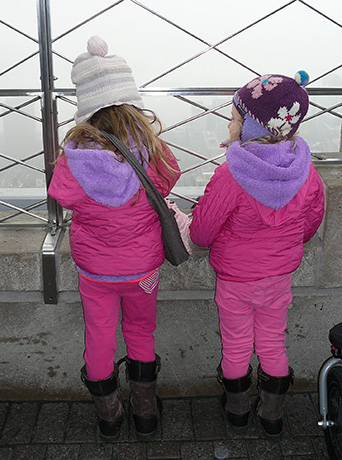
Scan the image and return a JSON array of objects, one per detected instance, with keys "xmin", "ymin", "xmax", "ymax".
[{"xmin": 48, "ymin": 36, "xmax": 181, "ymax": 442}]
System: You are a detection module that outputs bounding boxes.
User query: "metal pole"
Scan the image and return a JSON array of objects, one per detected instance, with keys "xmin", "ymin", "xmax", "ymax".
[
  {"xmin": 318, "ymin": 357, "xmax": 342, "ymax": 428},
  {"xmin": 37, "ymin": 0, "xmax": 63, "ymax": 304},
  {"xmin": 37, "ymin": 0, "xmax": 60, "ymax": 203}
]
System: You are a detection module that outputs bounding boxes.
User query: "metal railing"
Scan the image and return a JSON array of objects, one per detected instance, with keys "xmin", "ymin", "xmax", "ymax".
[{"xmin": 0, "ymin": 0, "xmax": 341, "ymax": 302}]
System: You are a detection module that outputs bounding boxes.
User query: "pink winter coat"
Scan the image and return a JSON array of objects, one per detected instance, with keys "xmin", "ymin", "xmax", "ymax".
[
  {"xmin": 190, "ymin": 138, "xmax": 324, "ymax": 282},
  {"xmin": 48, "ymin": 141, "xmax": 180, "ymax": 277}
]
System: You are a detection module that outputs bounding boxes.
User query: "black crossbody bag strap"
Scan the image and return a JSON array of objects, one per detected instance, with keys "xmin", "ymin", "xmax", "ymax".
[{"xmin": 101, "ymin": 130, "xmax": 189, "ymax": 266}]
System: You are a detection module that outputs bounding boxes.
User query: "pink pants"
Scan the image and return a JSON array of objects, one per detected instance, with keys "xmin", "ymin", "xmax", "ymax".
[
  {"xmin": 215, "ymin": 274, "xmax": 292, "ymax": 379},
  {"xmin": 78, "ymin": 271, "xmax": 159, "ymax": 380}
]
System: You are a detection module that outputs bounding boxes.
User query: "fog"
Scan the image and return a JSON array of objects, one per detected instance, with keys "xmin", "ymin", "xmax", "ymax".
[{"xmin": 0, "ymin": 0, "xmax": 341, "ymax": 196}]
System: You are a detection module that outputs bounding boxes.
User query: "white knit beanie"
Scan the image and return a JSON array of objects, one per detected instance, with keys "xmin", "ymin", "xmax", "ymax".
[{"xmin": 71, "ymin": 36, "xmax": 144, "ymax": 125}]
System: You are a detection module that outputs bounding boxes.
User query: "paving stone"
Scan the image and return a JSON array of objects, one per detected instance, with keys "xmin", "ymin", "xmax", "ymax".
[
  {"xmin": 113, "ymin": 442, "xmax": 147, "ymax": 460},
  {"xmin": 0, "ymin": 404, "xmax": 9, "ymax": 433},
  {"xmin": 284, "ymin": 456, "xmax": 318, "ymax": 460},
  {"xmin": 32, "ymin": 402, "xmax": 69, "ymax": 443},
  {"xmin": 0, "ymin": 447, "xmax": 11, "ymax": 460},
  {"xmin": 78, "ymin": 443, "xmax": 113, "ymax": 460},
  {"xmin": 0, "ymin": 395, "xmax": 334, "ymax": 459},
  {"xmin": 246, "ymin": 439, "xmax": 283, "ymax": 460},
  {"xmin": 147, "ymin": 441, "xmax": 181, "ymax": 459},
  {"xmin": 162, "ymin": 399, "xmax": 194, "ymax": 441},
  {"xmin": 180, "ymin": 441, "xmax": 213, "ymax": 460},
  {"xmin": 65, "ymin": 402, "xmax": 97, "ymax": 443},
  {"xmin": 280, "ymin": 436, "xmax": 315, "ymax": 456},
  {"xmin": 45, "ymin": 444, "xmax": 80, "ymax": 460},
  {"xmin": 191, "ymin": 397, "xmax": 226, "ymax": 440},
  {"xmin": 310, "ymin": 392, "xmax": 320, "ymax": 414},
  {"xmin": 214, "ymin": 439, "xmax": 248, "ymax": 458},
  {"xmin": 286, "ymin": 394, "xmax": 322, "ymax": 437},
  {"xmin": 0, "ymin": 403, "xmax": 39, "ymax": 444},
  {"xmin": 10, "ymin": 444, "xmax": 46, "ymax": 460},
  {"xmin": 311, "ymin": 436, "xmax": 331, "ymax": 460}
]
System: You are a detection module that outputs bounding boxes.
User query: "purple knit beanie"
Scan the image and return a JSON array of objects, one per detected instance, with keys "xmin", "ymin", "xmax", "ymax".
[{"xmin": 234, "ymin": 71, "xmax": 310, "ymax": 142}]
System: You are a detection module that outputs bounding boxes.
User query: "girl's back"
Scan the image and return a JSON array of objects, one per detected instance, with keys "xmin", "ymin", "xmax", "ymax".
[{"xmin": 49, "ymin": 138, "xmax": 179, "ymax": 276}]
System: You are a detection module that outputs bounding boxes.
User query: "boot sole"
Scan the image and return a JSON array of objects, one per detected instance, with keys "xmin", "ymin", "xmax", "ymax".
[
  {"xmin": 136, "ymin": 428, "xmax": 158, "ymax": 442},
  {"xmin": 259, "ymin": 424, "xmax": 283, "ymax": 443},
  {"xmin": 134, "ymin": 411, "xmax": 162, "ymax": 442},
  {"xmin": 96, "ymin": 425, "xmax": 120, "ymax": 443},
  {"xmin": 226, "ymin": 419, "xmax": 248, "ymax": 434},
  {"xmin": 258, "ymin": 416, "xmax": 283, "ymax": 442}
]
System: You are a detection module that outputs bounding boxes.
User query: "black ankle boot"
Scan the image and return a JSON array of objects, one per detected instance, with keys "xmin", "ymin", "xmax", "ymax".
[
  {"xmin": 120, "ymin": 355, "xmax": 162, "ymax": 441},
  {"xmin": 217, "ymin": 364, "xmax": 252, "ymax": 433},
  {"xmin": 81, "ymin": 366, "xmax": 124, "ymax": 442},
  {"xmin": 256, "ymin": 365, "xmax": 294, "ymax": 441}
]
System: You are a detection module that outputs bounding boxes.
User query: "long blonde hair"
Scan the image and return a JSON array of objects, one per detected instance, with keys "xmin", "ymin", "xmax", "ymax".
[{"xmin": 61, "ymin": 104, "xmax": 177, "ymax": 186}]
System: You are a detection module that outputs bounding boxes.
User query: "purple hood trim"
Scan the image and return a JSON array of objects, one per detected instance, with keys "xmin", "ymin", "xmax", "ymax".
[
  {"xmin": 64, "ymin": 138, "xmax": 149, "ymax": 207},
  {"xmin": 226, "ymin": 137, "xmax": 311, "ymax": 210}
]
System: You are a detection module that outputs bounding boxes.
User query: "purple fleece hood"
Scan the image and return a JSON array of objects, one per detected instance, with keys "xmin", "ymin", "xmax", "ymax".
[
  {"xmin": 226, "ymin": 137, "xmax": 311, "ymax": 210},
  {"xmin": 64, "ymin": 139, "xmax": 149, "ymax": 207}
]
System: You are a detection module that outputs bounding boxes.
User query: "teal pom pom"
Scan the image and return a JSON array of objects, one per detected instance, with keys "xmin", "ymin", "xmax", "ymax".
[{"xmin": 294, "ymin": 70, "xmax": 309, "ymax": 86}]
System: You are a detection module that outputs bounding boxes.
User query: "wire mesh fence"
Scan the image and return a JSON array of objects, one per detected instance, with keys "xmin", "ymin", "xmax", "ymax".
[{"xmin": 0, "ymin": 0, "xmax": 341, "ymax": 227}]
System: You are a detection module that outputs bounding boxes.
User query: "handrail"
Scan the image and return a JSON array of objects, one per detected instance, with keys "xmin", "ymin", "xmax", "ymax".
[{"xmin": 2, "ymin": 87, "xmax": 342, "ymax": 97}]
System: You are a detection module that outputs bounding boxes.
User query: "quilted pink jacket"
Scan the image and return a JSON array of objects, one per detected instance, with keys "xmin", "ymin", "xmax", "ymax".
[
  {"xmin": 190, "ymin": 139, "xmax": 324, "ymax": 282},
  {"xmin": 48, "ymin": 142, "xmax": 180, "ymax": 277}
]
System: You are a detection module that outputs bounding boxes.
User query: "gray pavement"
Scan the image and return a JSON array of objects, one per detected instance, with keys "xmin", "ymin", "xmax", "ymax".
[{"xmin": 0, "ymin": 392, "xmax": 330, "ymax": 460}]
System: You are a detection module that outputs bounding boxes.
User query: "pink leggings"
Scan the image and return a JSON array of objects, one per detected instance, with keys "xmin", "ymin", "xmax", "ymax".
[
  {"xmin": 215, "ymin": 274, "xmax": 292, "ymax": 379},
  {"xmin": 78, "ymin": 271, "xmax": 159, "ymax": 380}
]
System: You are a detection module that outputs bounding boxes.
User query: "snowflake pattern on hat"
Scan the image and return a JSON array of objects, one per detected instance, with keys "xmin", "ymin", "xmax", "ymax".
[
  {"xmin": 267, "ymin": 102, "xmax": 301, "ymax": 135},
  {"xmin": 247, "ymin": 75, "xmax": 283, "ymax": 99},
  {"xmin": 234, "ymin": 71, "xmax": 309, "ymax": 140}
]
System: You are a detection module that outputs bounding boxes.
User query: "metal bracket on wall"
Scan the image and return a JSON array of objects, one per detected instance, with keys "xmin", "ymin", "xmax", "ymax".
[{"xmin": 41, "ymin": 227, "xmax": 63, "ymax": 304}]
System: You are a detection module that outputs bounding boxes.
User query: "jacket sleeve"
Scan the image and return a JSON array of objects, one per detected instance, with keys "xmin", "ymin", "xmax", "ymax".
[
  {"xmin": 190, "ymin": 164, "xmax": 238, "ymax": 247},
  {"xmin": 48, "ymin": 155, "xmax": 87, "ymax": 209},
  {"xmin": 303, "ymin": 166, "xmax": 325, "ymax": 243},
  {"xmin": 147, "ymin": 142, "xmax": 181, "ymax": 197}
]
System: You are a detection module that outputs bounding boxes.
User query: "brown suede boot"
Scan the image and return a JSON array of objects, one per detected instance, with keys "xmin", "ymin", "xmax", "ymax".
[
  {"xmin": 121, "ymin": 355, "xmax": 162, "ymax": 441},
  {"xmin": 256, "ymin": 365, "xmax": 294, "ymax": 441},
  {"xmin": 217, "ymin": 364, "xmax": 252, "ymax": 433},
  {"xmin": 81, "ymin": 366, "xmax": 124, "ymax": 442}
]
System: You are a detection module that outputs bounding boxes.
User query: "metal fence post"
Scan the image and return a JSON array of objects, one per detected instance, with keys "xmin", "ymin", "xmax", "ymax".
[{"xmin": 37, "ymin": 0, "xmax": 63, "ymax": 304}]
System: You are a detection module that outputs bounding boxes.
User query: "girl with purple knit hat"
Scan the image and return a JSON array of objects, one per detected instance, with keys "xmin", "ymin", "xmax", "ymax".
[
  {"xmin": 190, "ymin": 71, "xmax": 324, "ymax": 440},
  {"xmin": 48, "ymin": 36, "xmax": 181, "ymax": 443}
]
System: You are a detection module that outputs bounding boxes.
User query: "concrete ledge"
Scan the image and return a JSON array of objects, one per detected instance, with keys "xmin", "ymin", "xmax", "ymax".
[
  {"xmin": 0, "ymin": 293, "xmax": 340, "ymax": 400},
  {"xmin": 319, "ymin": 165, "xmax": 342, "ymax": 288},
  {"xmin": 0, "ymin": 228, "xmax": 44, "ymax": 291},
  {"xmin": 57, "ymin": 228, "xmax": 320, "ymax": 292}
]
